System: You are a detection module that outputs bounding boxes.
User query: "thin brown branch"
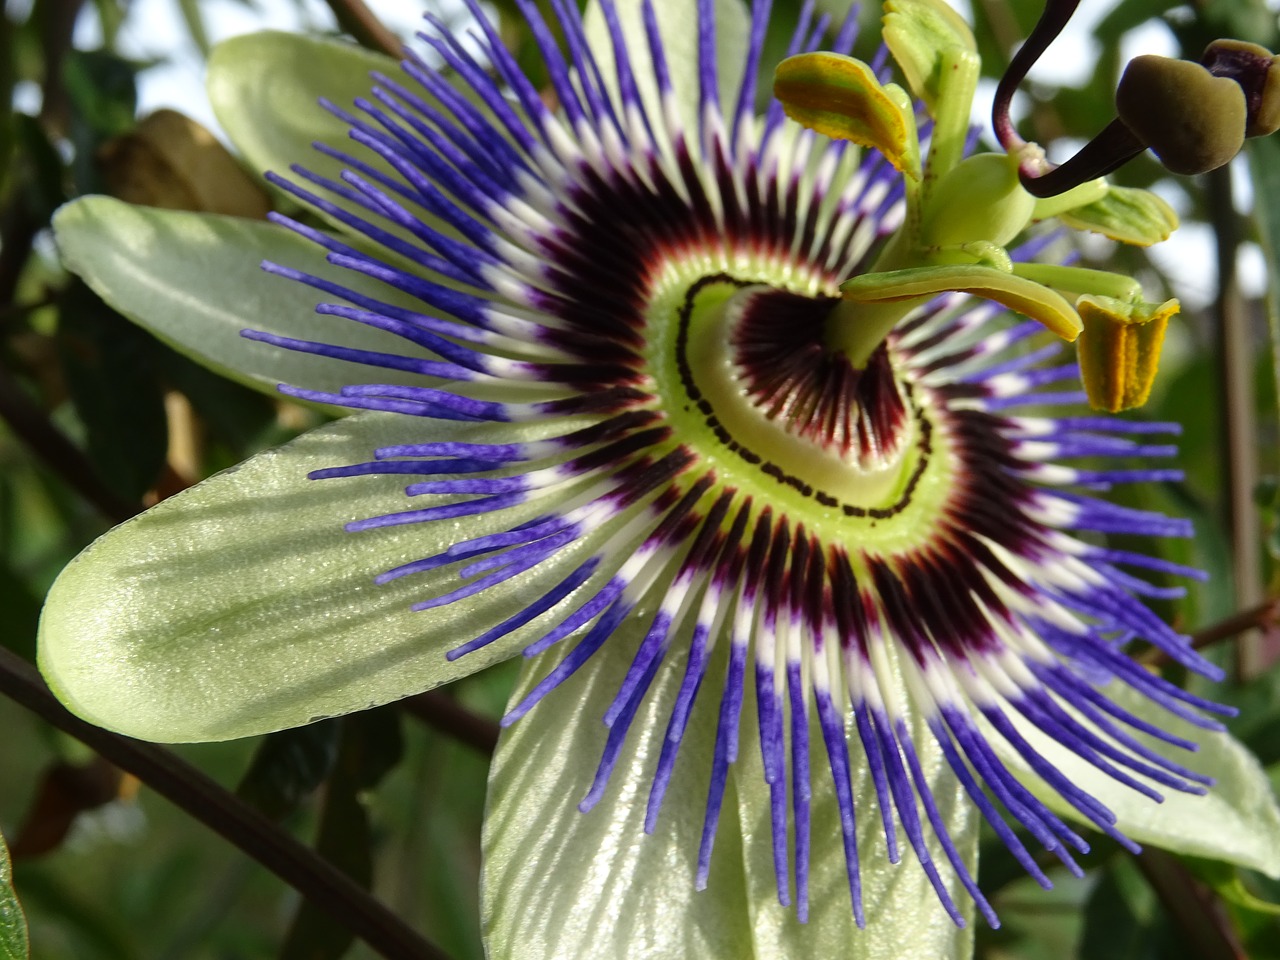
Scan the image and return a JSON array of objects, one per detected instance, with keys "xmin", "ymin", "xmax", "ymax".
[
  {"xmin": 400, "ymin": 691, "xmax": 499, "ymax": 755},
  {"xmin": 0, "ymin": 647, "xmax": 453, "ymax": 960},
  {"xmin": 0, "ymin": 369, "xmax": 142, "ymax": 523},
  {"xmin": 1133, "ymin": 849, "xmax": 1246, "ymax": 960},
  {"xmin": 35, "ymin": 0, "xmax": 85, "ymax": 136},
  {"xmin": 323, "ymin": 0, "xmax": 403, "ymax": 59},
  {"xmin": 1207, "ymin": 165, "xmax": 1268, "ymax": 679},
  {"xmin": 1142, "ymin": 597, "xmax": 1280, "ymax": 667}
]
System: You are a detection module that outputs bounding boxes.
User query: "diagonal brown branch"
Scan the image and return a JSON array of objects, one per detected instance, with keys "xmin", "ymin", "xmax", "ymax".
[
  {"xmin": 0, "ymin": 647, "xmax": 453, "ymax": 960},
  {"xmin": 323, "ymin": 0, "xmax": 403, "ymax": 59}
]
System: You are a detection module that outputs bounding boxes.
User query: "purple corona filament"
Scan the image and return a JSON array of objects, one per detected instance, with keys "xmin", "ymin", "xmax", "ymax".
[{"xmin": 246, "ymin": 0, "xmax": 1231, "ymax": 929}]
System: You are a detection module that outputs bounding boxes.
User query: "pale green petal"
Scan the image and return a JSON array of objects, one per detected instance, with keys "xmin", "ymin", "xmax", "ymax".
[
  {"xmin": 38, "ymin": 413, "xmax": 625, "ymax": 743},
  {"xmin": 53, "ymin": 196, "xmax": 432, "ymax": 399},
  {"xmin": 992, "ymin": 682, "xmax": 1280, "ymax": 877},
  {"xmin": 583, "ymin": 0, "xmax": 752, "ymax": 141},
  {"xmin": 208, "ymin": 31, "xmax": 397, "ymax": 194},
  {"xmin": 735, "ymin": 685, "xmax": 975, "ymax": 956},
  {"xmin": 483, "ymin": 633, "xmax": 756, "ymax": 960},
  {"xmin": 206, "ymin": 31, "xmax": 485, "ymax": 262}
]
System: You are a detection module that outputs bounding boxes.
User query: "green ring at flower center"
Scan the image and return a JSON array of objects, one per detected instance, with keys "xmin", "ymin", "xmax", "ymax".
[{"xmin": 644, "ymin": 264, "xmax": 953, "ymax": 547}]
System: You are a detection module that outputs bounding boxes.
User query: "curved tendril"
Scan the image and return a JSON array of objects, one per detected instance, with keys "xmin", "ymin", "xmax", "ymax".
[{"xmin": 991, "ymin": 0, "xmax": 1082, "ymax": 154}]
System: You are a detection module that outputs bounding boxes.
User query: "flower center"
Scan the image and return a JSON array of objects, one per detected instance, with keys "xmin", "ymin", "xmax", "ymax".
[{"xmin": 651, "ymin": 272, "xmax": 926, "ymax": 516}]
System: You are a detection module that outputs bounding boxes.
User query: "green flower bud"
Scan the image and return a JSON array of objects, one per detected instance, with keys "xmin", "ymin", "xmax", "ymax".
[{"xmin": 1116, "ymin": 55, "xmax": 1246, "ymax": 176}]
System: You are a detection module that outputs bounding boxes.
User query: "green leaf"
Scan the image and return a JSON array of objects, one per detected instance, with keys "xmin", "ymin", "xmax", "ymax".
[
  {"xmin": 1078, "ymin": 857, "xmax": 1161, "ymax": 960},
  {"xmin": 583, "ymin": 0, "xmax": 753, "ymax": 147},
  {"xmin": 236, "ymin": 722, "xmax": 341, "ymax": 820},
  {"xmin": 0, "ymin": 832, "xmax": 29, "ymax": 960},
  {"xmin": 53, "ymin": 196, "xmax": 434, "ymax": 400},
  {"xmin": 207, "ymin": 32, "xmax": 398, "ymax": 195},
  {"xmin": 482, "ymin": 627, "xmax": 756, "ymax": 960},
  {"xmin": 1186, "ymin": 856, "xmax": 1280, "ymax": 918},
  {"xmin": 38, "ymin": 412, "xmax": 638, "ymax": 742},
  {"xmin": 0, "ymin": 564, "xmax": 40, "ymax": 661},
  {"xmin": 281, "ymin": 709, "xmax": 403, "ymax": 960},
  {"xmin": 57, "ymin": 280, "xmax": 168, "ymax": 500},
  {"xmin": 63, "ymin": 49, "xmax": 137, "ymax": 140},
  {"xmin": 991, "ymin": 681, "xmax": 1280, "ymax": 877},
  {"xmin": 174, "ymin": 0, "xmax": 210, "ymax": 57}
]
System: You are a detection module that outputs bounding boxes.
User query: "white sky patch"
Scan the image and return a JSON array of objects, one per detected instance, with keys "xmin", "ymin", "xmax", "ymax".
[{"xmin": 68, "ymin": 0, "xmax": 475, "ymax": 138}]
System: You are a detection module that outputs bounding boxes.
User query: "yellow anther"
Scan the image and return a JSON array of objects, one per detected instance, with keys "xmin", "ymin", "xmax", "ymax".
[{"xmin": 1076, "ymin": 296, "xmax": 1180, "ymax": 412}]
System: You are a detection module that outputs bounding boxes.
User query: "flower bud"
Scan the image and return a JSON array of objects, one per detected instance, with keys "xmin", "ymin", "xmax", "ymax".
[
  {"xmin": 1115, "ymin": 55, "xmax": 1246, "ymax": 175},
  {"xmin": 1201, "ymin": 39, "xmax": 1280, "ymax": 138}
]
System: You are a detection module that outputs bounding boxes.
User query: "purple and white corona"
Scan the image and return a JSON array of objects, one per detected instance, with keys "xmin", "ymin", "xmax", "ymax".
[{"xmin": 42, "ymin": 0, "xmax": 1242, "ymax": 937}]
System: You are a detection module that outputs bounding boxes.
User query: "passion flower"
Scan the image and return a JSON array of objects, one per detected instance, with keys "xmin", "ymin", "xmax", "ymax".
[{"xmin": 41, "ymin": 0, "xmax": 1259, "ymax": 951}]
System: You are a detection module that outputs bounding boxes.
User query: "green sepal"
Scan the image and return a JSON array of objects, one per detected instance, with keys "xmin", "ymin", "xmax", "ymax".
[
  {"xmin": 991, "ymin": 682, "xmax": 1280, "ymax": 878},
  {"xmin": 1057, "ymin": 186, "xmax": 1179, "ymax": 247},
  {"xmin": 841, "ymin": 264, "xmax": 1083, "ymax": 340},
  {"xmin": 583, "ymin": 0, "xmax": 753, "ymax": 149},
  {"xmin": 774, "ymin": 52, "xmax": 921, "ymax": 180},
  {"xmin": 482, "ymin": 631, "xmax": 755, "ymax": 960},
  {"xmin": 882, "ymin": 0, "xmax": 977, "ymax": 113},
  {"xmin": 734, "ymin": 655, "xmax": 976, "ymax": 957},
  {"xmin": 207, "ymin": 32, "xmax": 398, "ymax": 200},
  {"xmin": 36, "ymin": 412, "xmax": 624, "ymax": 743},
  {"xmin": 52, "ymin": 196, "xmax": 434, "ymax": 401},
  {"xmin": 1075, "ymin": 294, "xmax": 1178, "ymax": 412}
]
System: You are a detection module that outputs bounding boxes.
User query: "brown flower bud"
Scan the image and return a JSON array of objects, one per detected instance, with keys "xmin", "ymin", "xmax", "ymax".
[{"xmin": 1202, "ymin": 39, "xmax": 1280, "ymax": 138}]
